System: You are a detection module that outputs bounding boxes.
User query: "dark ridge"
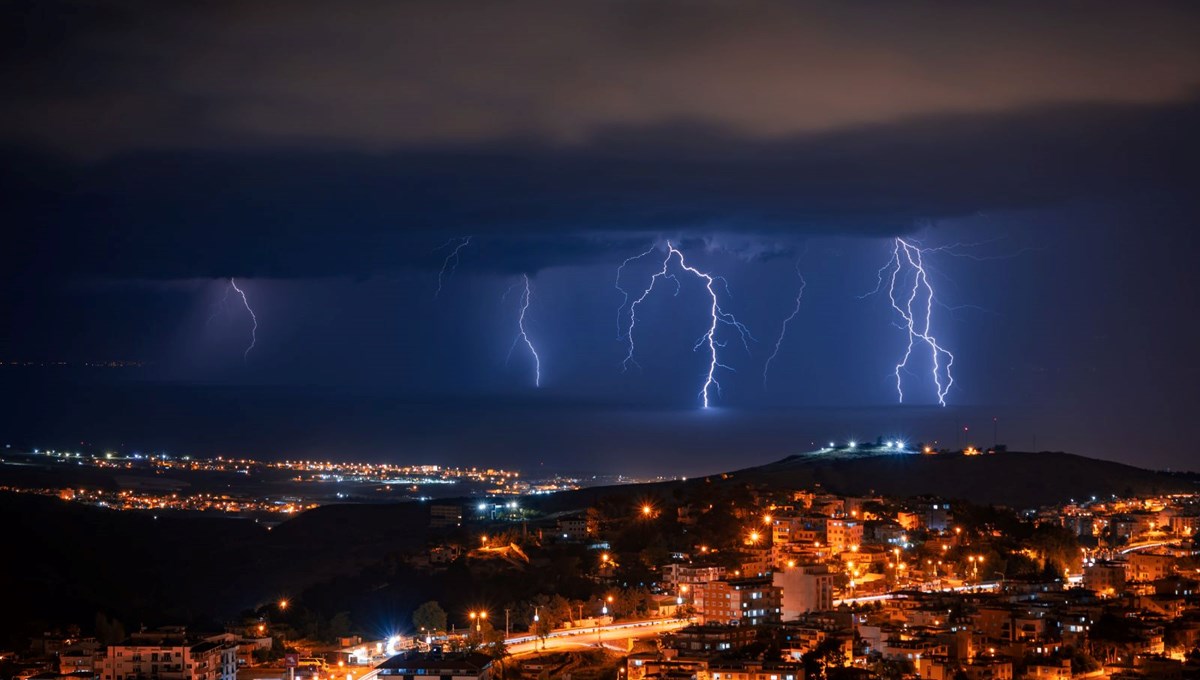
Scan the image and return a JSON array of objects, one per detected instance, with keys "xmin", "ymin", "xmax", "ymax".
[{"xmin": 530, "ymin": 449, "xmax": 1199, "ymax": 511}]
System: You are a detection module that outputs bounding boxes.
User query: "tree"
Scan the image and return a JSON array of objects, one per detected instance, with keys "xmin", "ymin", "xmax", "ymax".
[
  {"xmin": 802, "ymin": 637, "xmax": 847, "ymax": 680},
  {"xmin": 412, "ymin": 600, "xmax": 448, "ymax": 634},
  {"xmin": 327, "ymin": 612, "xmax": 353, "ymax": 640},
  {"xmin": 533, "ymin": 617, "xmax": 553, "ymax": 649},
  {"xmin": 547, "ymin": 594, "xmax": 574, "ymax": 625},
  {"xmin": 94, "ymin": 613, "xmax": 126, "ymax": 645}
]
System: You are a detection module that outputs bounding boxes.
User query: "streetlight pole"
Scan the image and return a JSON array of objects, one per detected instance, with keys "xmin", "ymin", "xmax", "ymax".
[
  {"xmin": 504, "ymin": 609, "xmax": 510, "ymax": 638},
  {"xmin": 532, "ymin": 607, "xmax": 540, "ymax": 650}
]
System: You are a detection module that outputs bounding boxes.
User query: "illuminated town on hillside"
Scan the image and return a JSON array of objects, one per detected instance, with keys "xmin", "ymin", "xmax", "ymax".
[{"xmin": 5, "ymin": 440, "xmax": 1200, "ymax": 678}]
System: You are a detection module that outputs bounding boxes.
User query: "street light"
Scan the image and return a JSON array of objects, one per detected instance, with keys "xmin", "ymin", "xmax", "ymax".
[
  {"xmin": 279, "ymin": 599, "xmax": 289, "ymax": 611},
  {"xmin": 469, "ymin": 610, "xmax": 487, "ymax": 632}
]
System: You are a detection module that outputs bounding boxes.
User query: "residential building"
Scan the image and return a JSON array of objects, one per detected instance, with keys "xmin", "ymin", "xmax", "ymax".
[
  {"xmin": 695, "ymin": 577, "xmax": 782, "ymax": 626},
  {"xmin": 774, "ymin": 563, "xmax": 833, "ymax": 618},
  {"xmin": 429, "ymin": 504, "xmax": 462, "ymax": 529},
  {"xmin": 96, "ymin": 630, "xmax": 236, "ymax": 680},
  {"xmin": 1084, "ymin": 560, "xmax": 1127, "ymax": 596}
]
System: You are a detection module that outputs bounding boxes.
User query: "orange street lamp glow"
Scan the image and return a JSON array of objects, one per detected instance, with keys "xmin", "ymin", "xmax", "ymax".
[
  {"xmin": 642, "ymin": 504, "xmax": 652, "ymax": 516},
  {"xmin": 279, "ymin": 599, "xmax": 289, "ymax": 610}
]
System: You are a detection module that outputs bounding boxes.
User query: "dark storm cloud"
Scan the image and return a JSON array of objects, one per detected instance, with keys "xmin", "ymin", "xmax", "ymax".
[
  {"xmin": 4, "ymin": 1, "xmax": 1199, "ymax": 156},
  {"xmin": 2, "ymin": 1, "xmax": 1198, "ymax": 279},
  {"xmin": 3, "ymin": 95, "xmax": 1197, "ymax": 278}
]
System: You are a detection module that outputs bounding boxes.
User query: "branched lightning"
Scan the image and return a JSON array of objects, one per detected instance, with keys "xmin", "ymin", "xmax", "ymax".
[
  {"xmin": 619, "ymin": 242, "xmax": 754, "ymax": 407},
  {"xmin": 615, "ymin": 244, "xmax": 660, "ymax": 340},
  {"xmin": 763, "ymin": 261, "xmax": 807, "ymax": 385},
  {"xmin": 229, "ymin": 278, "xmax": 258, "ymax": 361},
  {"xmin": 434, "ymin": 236, "xmax": 472, "ymax": 299},
  {"xmin": 866, "ymin": 238, "xmax": 955, "ymax": 405},
  {"xmin": 506, "ymin": 274, "xmax": 541, "ymax": 387}
]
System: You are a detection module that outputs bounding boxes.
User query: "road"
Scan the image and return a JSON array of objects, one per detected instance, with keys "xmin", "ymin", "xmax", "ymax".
[
  {"xmin": 505, "ymin": 617, "xmax": 691, "ymax": 656},
  {"xmin": 1119, "ymin": 539, "xmax": 1179, "ymax": 554},
  {"xmin": 347, "ymin": 617, "xmax": 691, "ymax": 680},
  {"xmin": 834, "ymin": 580, "xmax": 1002, "ymax": 606}
]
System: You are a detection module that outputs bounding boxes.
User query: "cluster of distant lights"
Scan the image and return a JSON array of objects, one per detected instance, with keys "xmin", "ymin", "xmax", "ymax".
[
  {"xmin": 28, "ymin": 449, "xmax": 521, "ymax": 481},
  {"xmin": 477, "ymin": 500, "xmax": 521, "ymax": 512},
  {"xmin": 3, "ymin": 484, "xmax": 318, "ymax": 515},
  {"xmin": 17, "ymin": 449, "xmax": 589, "ymax": 505},
  {"xmin": 822, "ymin": 440, "xmax": 908, "ymax": 451}
]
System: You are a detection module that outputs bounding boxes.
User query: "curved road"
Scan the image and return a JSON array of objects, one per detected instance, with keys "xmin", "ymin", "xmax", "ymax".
[
  {"xmin": 505, "ymin": 617, "xmax": 690, "ymax": 656},
  {"xmin": 351, "ymin": 617, "xmax": 691, "ymax": 680}
]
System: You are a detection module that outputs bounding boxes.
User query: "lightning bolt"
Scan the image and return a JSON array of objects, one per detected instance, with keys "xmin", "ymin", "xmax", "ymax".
[
  {"xmin": 434, "ymin": 236, "xmax": 472, "ymax": 299},
  {"xmin": 229, "ymin": 278, "xmax": 258, "ymax": 361},
  {"xmin": 865, "ymin": 238, "xmax": 955, "ymax": 405},
  {"xmin": 763, "ymin": 261, "xmax": 807, "ymax": 385},
  {"xmin": 615, "ymin": 244, "xmax": 661, "ymax": 340},
  {"xmin": 620, "ymin": 242, "xmax": 753, "ymax": 408},
  {"xmin": 506, "ymin": 274, "xmax": 541, "ymax": 387}
]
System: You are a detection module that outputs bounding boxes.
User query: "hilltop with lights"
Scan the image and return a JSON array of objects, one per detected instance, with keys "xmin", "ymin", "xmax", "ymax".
[
  {"xmin": 722, "ymin": 446, "xmax": 1199, "ymax": 508},
  {"xmin": 537, "ymin": 442, "xmax": 1199, "ymax": 512}
]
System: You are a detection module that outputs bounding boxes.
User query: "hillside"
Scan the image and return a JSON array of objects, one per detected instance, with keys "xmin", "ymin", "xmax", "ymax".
[
  {"xmin": 535, "ymin": 450, "xmax": 1199, "ymax": 511},
  {"xmin": 730, "ymin": 450, "xmax": 1198, "ymax": 506},
  {"xmin": 3, "ymin": 447, "xmax": 1194, "ymax": 646}
]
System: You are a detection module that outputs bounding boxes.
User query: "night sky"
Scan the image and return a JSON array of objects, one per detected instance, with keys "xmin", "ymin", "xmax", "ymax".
[{"xmin": 1, "ymin": 2, "xmax": 1198, "ymax": 475}]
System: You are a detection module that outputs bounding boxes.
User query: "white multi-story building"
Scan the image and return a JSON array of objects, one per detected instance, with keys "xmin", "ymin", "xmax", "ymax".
[
  {"xmin": 773, "ymin": 562, "xmax": 834, "ymax": 618},
  {"xmin": 661, "ymin": 563, "xmax": 726, "ymax": 588},
  {"xmin": 96, "ymin": 630, "xmax": 236, "ymax": 680}
]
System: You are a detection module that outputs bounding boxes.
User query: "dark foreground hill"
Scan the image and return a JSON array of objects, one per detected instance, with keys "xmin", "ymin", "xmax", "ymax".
[{"xmin": 0, "ymin": 492, "xmax": 428, "ymax": 646}]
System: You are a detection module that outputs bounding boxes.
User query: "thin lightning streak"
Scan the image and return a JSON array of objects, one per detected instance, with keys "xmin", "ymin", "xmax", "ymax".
[
  {"xmin": 229, "ymin": 278, "xmax": 257, "ymax": 361},
  {"xmin": 615, "ymin": 244, "xmax": 660, "ymax": 340},
  {"xmin": 877, "ymin": 238, "xmax": 955, "ymax": 405},
  {"xmin": 921, "ymin": 239, "xmax": 1040, "ymax": 261},
  {"xmin": 205, "ymin": 282, "xmax": 232, "ymax": 327},
  {"xmin": 621, "ymin": 242, "xmax": 753, "ymax": 407},
  {"xmin": 507, "ymin": 274, "xmax": 541, "ymax": 387},
  {"xmin": 434, "ymin": 236, "xmax": 472, "ymax": 298},
  {"xmin": 763, "ymin": 261, "xmax": 807, "ymax": 385}
]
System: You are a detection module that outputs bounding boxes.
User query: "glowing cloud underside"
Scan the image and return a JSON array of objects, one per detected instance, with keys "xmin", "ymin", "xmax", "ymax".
[
  {"xmin": 763, "ymin": 261, "xmax": 807, "ymax": 385},
  {"xmin": 507, "ymin": 274, "xmax": 541, "ymax": 387},
  {"xmin": 229, "ymin": 277, "xmax": 258, "ymax": 361},
  {"xmin": 869, "ymin": 238, "xmax": 955, "ymax": 405},
  {"xmin": 618, "ymin": 242, "xmax": 753, "ymax": 408}
]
